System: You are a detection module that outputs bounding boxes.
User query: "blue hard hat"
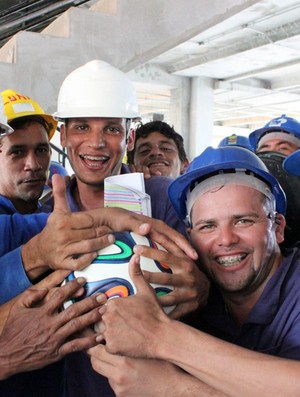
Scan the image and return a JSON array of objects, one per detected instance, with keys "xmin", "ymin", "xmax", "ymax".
[
  {"xmin": 168, "ymin": 146, "xmax": 286, "ymax": 223},
  {"xmin": 249, "ymin": 115, "xmax": 300, "ymax": 150},
  {"xmin": 218, "ymin": 134, "xmax": 253, "ymax": 151},
  {"xmin": 283, "ymin": 150, "xmax": 300, "ymax": 177}
]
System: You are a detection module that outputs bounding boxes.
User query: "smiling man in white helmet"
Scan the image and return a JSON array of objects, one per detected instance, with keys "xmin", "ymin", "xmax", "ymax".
[
  {"xmin": 50, "ymin": 59, "xmax": 207, "ymax": 397},
  {"xmin": 0, "ymin": 88, "xmax": 202, "ymax": 397}
]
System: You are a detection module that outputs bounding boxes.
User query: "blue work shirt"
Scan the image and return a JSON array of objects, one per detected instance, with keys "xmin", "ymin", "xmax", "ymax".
[
  {"xmin": 188, "ymin": 245, "xmax": 300, "ymax": 360},
  {"xmin": 0, "ymin": 194, "xmax": 63, "ymax": 397},
  {"xmin": 0, "ymin": 195, "xmax": 50, "ymax": 303}
]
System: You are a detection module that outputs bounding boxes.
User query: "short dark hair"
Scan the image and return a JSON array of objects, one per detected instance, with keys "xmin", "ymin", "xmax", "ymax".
[
  {"xmin": 9, "ymin": 115, "xmax": 52, "ymax": 136},
  {"xmin": 127, "ymin": 120, "xmax": 188, "ymax": 164}
]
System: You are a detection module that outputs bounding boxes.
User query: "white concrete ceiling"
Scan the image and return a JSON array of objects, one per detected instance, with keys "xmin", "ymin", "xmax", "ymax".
[{"xmin": 136, "ymin": 0, "xmax": 300, "ymax": 136}]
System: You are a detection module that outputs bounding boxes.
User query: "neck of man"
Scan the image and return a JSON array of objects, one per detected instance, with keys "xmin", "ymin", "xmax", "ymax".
[
  {"xmin": 74, "ymin": 178, "xmax": 105, "ymax": 210},
  {"xmin": 11, "ymin": 197, "xmax": 39, "ymax": 214}
]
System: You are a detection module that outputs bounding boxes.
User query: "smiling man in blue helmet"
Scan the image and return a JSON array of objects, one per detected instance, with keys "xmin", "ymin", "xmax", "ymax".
[{"xmin": 88, "ymin": 146, "xmax": 300, "ymax": 396}]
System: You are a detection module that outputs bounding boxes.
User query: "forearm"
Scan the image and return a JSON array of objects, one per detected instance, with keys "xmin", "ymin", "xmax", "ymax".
[
  {"xmin": 157, "ymin": 320, "xmax": 300, "ymax": 397},
  {"xmin": 170, "ymin": 370, "xmax": 229, "ymax": 397}
]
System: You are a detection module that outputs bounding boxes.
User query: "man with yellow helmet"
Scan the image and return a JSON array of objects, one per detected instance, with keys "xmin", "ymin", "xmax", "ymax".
[{"xmin": 0, "ymin": 89, "xmax": 57, "ymax": 214}]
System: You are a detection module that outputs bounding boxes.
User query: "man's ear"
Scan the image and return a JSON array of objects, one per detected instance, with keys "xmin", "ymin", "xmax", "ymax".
[
  {"xmin": 275, "ymin": 213, "xmax": 286, "ymax": 244},
  {"xmin": 60, "ymin": 124, "xmax": 66, "ymax": 148},
  {"xmin": 127, "ymin": 127, "xmax": 135, "ymax": 151},
  {"xmin": 181, "ymin": 159, "xmax": 190, "ymax": 174}
]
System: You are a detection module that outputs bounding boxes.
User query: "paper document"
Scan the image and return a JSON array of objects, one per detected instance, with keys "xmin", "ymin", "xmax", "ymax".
[{"xmin": 104, "ymin": 173, "xmax": 152, "ymax": 216}]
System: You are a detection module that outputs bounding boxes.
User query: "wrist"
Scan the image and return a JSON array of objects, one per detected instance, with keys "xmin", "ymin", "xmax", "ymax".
[
  {"xmin": 21, "ymin": 239, "xmax": 49, "ymax": 282},
  {"xmin": 0, "ymin": 347, "xmax": 14, "ymax": 380}
]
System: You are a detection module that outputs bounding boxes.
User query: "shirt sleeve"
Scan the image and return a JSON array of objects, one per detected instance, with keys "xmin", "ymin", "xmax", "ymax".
[
  {"xmin": 0, "ymin": 213, "xmax": 49, "ymax": 256},
  {"xmin": 0, "ymin": 213, "xmax": 49, "ymax": 303},
  {"xmin": 0, "ymin": 246, "xmax": 32, "ymax": 304}
]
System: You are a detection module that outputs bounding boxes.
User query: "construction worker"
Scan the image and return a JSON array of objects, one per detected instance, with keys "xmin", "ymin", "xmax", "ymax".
[
  {"xmin": 51, "ymin": 59, "xmax": 207, "ymax": 397},
  {"xmin": 0, "ymin": 89, "xmax": 56, "ymax": 214},
  {"xmin": 90, "ymin": 146, "xmax": 300, "ymax": 397},
  {"xmin": 127, "ymin": 120, "xmax": 189, "ymax": 178},
  {"xmin": 249, "ymin": 115, "xmax": 300, "ymax": 247},
  {"xmin": 52, "ymin": 59, "xmax": 202, "ymax": 312},
  {"xmin": 0, "ymin": 92, "xmax": 200, "ymax": 397},
  {"xmin": 249, "ymin": 114, "xmax": 300, "ymax": 155}
]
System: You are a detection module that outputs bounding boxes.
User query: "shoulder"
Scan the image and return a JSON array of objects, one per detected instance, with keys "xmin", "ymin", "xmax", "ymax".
[
  {"xmin": 0, "ymin": 195, "xmax": 17, "ymax": 214},
  {"xmin": 145, "ymin": 175, "xmax": 172, "ymax": 194}
]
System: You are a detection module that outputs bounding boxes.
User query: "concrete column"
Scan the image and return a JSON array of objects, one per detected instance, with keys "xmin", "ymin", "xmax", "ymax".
[
  {"xmin": 169, "ymin": 77, "xmax": 191, "ymax": 150},
  {"xmin": 189, "ymin": 76, "xmax": 214, "ymax": 159}
]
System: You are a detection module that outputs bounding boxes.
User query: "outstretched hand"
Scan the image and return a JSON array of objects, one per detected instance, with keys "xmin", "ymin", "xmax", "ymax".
[
  {"xmin": 0, "ymin": 274, "xmax": 107, "ymax": 380},
  {"xmin": 21, "ymin": 174, "xmax": 115, "ymax": 280}
]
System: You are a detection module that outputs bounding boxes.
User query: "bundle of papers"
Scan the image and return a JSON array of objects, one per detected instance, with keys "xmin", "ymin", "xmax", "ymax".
[{"xmin": 104, "ymin": 173, "xmax": 151, "ymax": 216}]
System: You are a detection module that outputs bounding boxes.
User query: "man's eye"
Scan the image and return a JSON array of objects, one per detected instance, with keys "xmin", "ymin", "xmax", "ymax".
[
  {"xmin": 105, "ymin": 127, "xmax": 121, "ymax": 134},
  {"xmin": 38, "ymin": 148, "xmax": 50, "ymax": 153},
  {"xmin": 139, "ymin": 149, "xmax": 150, "ymax": 155},
  {"xmin": 12, "ymin": 150, "xmax": 24, "ymax": 156},
  {"xmin": 236, "ymin": 219, "xmax": 253, "ymax": 226},
  {"xmin": 75, "ymin": 124, "xmax": 89, "ymax": 131},
  {"xmin": 193, "ymin": 224, "xmax": 215, "ymax": 233},
  {"xmin": 278, "ymin": 146, "xmax": 289, "ymax": 152},
  {"xmin": 161, "ymin": 146, "xmax": 175, "ymax": 152}
]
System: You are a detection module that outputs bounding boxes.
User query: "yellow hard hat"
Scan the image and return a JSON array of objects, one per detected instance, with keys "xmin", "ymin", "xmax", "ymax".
[{"xmin": 1, "ymin": 89, "xmax": 57, "ymax": 140}]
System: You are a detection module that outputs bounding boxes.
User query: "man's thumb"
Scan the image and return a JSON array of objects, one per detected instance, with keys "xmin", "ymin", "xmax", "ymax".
[{"xmin": 52, "ymin": 174, "xmax": 71, "ymax": 213}]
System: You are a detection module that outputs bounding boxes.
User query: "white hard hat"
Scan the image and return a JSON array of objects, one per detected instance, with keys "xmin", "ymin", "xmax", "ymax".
[
  {"xmin": 0, "ymin": 97, "xmax": 14, "ymax": 136},
  {"xmin": 54, "ymin": 60, "xmax": 140, "ymax": 120}
]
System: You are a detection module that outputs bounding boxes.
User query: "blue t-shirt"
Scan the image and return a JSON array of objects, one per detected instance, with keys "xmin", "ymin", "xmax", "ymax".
[
  {"xmin": 63, "ymin": 167, "xmax": 186, "ymax": 397},
  {"xmin": 187, "ymin": 246, "xmax": 300, "ymax": 360}
]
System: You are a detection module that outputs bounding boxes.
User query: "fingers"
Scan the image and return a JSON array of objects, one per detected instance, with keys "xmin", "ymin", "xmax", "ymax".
[
  {"xmin": 55, "ymin": 295, "xmax": 107, "ymax": 351},
  {"xmin": 44, "ymin": 276, "xmax": 87, "ymax": 313},
  {"xmin": 52, "ymin": 174, "xmax": 71, "ymax": 214},
  {"xmin": 128, "ymin": 254, "xmax": 156, "ymax": 297},
  {"xmin": 59, "ymin": 333, "xmax": 100, "ymax": 356},
  {"xmin": 34, "ymin": 269, "xmax": 71, "ymax": 289},
  {"xmin": 143, "ymin": 225, "xmax": 198, "ymax": 260},
  {"xmin": 15, "ymin": 288, "xmax": 49, "ymax": 309}
]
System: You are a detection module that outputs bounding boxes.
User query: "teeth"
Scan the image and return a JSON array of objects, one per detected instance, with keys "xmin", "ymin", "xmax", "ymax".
[
  {"xmin": 217, "ymin": 254, "xmax": 246, "ymax": 267},
  {"xmin": 82, "ymin": 155, "xmax": 107, "ymax": 161},
  {"xmin": 149, "ymin": 162, "xmax": 167, "ymax": 167}
]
